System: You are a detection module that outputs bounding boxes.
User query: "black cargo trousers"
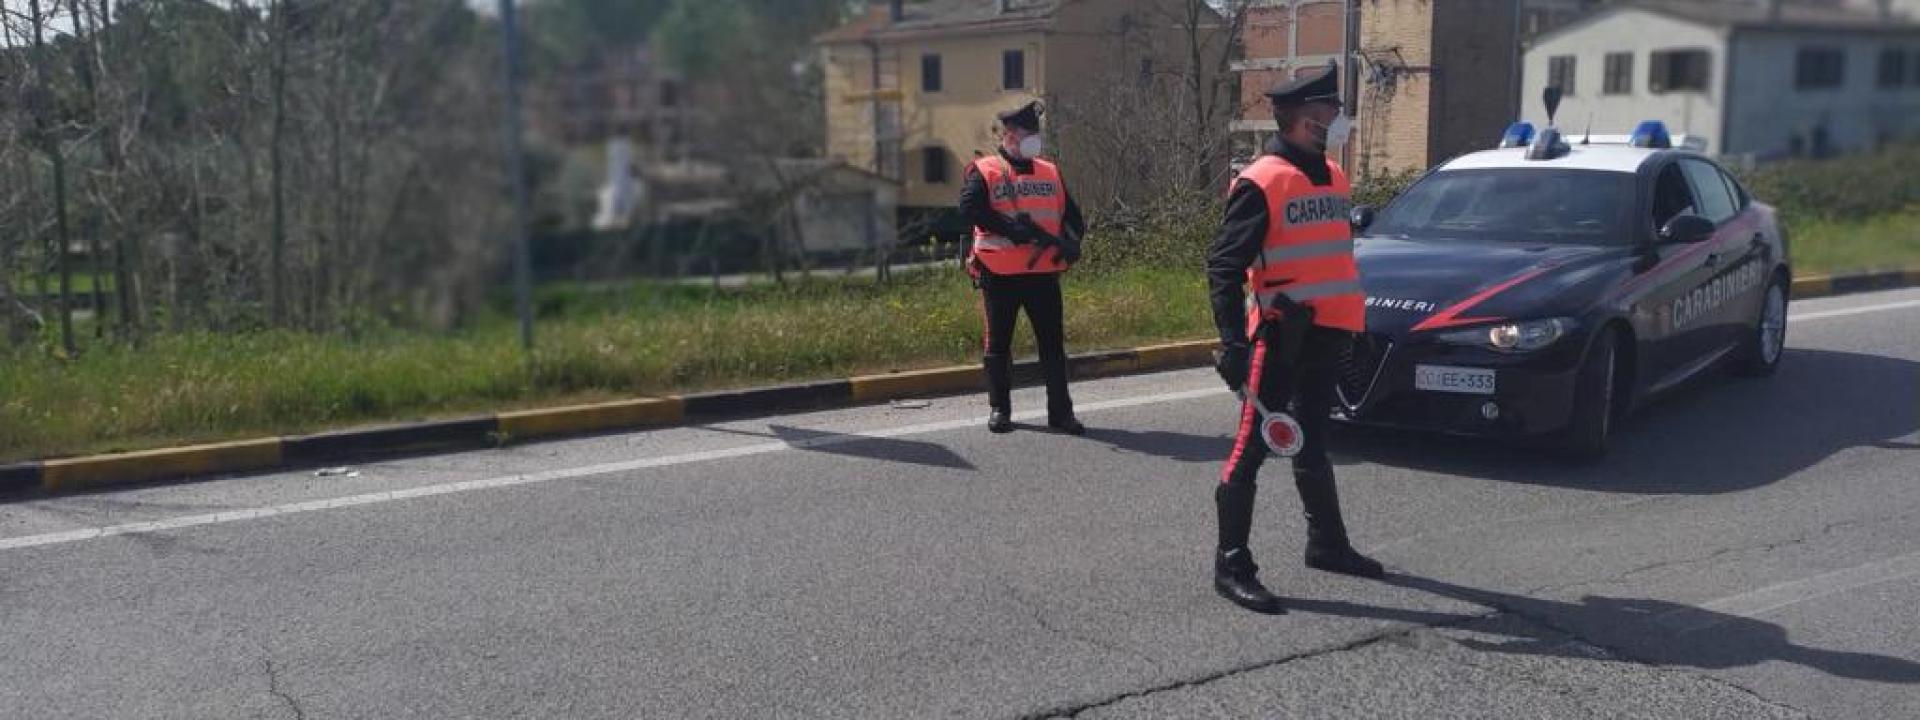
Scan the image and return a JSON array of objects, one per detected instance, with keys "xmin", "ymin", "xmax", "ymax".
[
  {"xmin": 978, "ymin": 269, "xmax": 1073, "ymax": 421},
  {"xmin": 1217, "ymin": 321, "xmax": 1356, "ymax": 554}
]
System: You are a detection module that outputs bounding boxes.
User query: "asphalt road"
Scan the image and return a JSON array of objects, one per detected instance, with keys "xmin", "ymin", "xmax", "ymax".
[{"xmin": 3, "ymin": 287, "xmax": 1917, "ymax": 720}]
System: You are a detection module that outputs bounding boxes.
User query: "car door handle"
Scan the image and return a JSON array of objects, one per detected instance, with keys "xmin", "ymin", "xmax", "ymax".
[{"xmin": 1705, "ymin": 252, "xmax": 1721, "ymax": 268}]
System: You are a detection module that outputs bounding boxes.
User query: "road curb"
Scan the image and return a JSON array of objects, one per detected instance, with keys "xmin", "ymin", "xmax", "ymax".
[
  {"xmin": 1791, "ymin": 265, "xmax": 1920, "ymax": 300},
  {"xmin": 41, "ymin": 439, "xmax": 284, "ymax": 495},
  {"xmin": 5, "ymin": 268, "xmax": 1912, "ymax": 498}
]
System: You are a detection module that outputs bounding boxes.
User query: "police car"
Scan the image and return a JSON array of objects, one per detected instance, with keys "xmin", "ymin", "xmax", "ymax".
[{"xmin": 1341, "ymin": 121, "xmax": 1790, "ymax": 458}]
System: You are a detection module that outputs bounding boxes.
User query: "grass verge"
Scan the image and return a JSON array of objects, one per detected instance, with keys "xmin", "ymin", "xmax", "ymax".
[
  {"xmin": 3, "ymin": 209, "xmax": 1915, "ymax": 465},
  {"xmin": 0, "ymin": 266, "xmax": 1210, "ymax": 462},
  {"xmin": 1787, "ymin": 208, "xmax": 1920, "ymax": 276}
]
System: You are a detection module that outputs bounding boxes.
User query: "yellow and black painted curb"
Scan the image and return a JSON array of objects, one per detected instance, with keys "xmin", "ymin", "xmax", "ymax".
[
  {"xmin": 3, "ymin": 265, "xmax": 1911, "ymax": 498},
  {"xmin": 0, "ymin": 340, "xmax": 1216, "ymax": 498},
  {"xmin": 1790, "ymin": 265, "xmax": 1920, "ymax": 300}
]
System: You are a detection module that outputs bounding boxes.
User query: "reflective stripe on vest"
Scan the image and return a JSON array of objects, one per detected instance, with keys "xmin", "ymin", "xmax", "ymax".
[
  {"xmin": 1238, "ymin": 155, "xmax": 1365, "ymax": 333},
  {"xmin": 1261, "ymin": 238, "xmax": 1355, "ymax": 264},
  {"xmin": 970, "ymin": 156, "xmax": 1070, "ymax": 276},
  {"xmin": 1256, "ymin": 279, "xmax": 1365, "ymax": 306}
]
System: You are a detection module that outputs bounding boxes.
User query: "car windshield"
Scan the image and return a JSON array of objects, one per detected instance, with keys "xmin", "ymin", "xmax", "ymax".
[{"xmin": 1371, "ymin": 169, "xmax": 1636, "ymax": 246}]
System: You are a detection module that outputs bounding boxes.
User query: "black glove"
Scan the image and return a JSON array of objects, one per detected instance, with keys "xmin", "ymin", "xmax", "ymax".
[
  {"xmin": 1057, "ymin": 234, "xmax": 1082, "ymax": 264},
  {"xmin": 1009, "ymin": 212, "xmax": 1037, "ymax": 245},
  {"xmin": 1215, "ymin": 344, "xmax": 1251, "ymax": 393}
]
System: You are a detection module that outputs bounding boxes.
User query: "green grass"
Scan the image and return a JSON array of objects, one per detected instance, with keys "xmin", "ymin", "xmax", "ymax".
[
  {"xmin": 1787, "ymin": 208, "xmax": 1920, "ymax": 276},
  {"xmin": 0, "ymin": 266, "xmax": 1211, "ymax": 462},
  {"xmin": 3, "ymin": 208, "xmax": 1915, "ymax": 465},
  {"xmin": 9, "ymin": 273, "xmax": 116, "ymax": 297}
]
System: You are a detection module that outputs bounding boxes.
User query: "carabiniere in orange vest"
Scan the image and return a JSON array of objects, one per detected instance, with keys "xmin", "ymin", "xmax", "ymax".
[{"xmin": 1235, "ymin": 155, "xmax": 1366, "ymax": 334}]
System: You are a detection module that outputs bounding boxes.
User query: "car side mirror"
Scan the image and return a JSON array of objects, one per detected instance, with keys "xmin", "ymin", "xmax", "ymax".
[
  {"xmin": 1659, "ymin": 214, "xmax": 1715, "ymax": 244},
  {"xmin": 1350, "ymin": 205, "xmax": 1376, "ymax": 233}
]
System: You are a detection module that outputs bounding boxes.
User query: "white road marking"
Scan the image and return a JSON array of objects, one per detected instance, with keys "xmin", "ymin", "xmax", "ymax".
[
  {"xmin": 2, "ymin": 290, "xmax": 1913, "ymax": 554},
  {"xmin": 1660, "ymin": 551, "xmax": 1920, "ymax": 633},
  {"xmin": 0, "ymin": 387, "xmax": 1226, "ymax": 552},
  {"xmin": 1789, "ymin": 298, "xmax": 1920, "ymax": 323}
]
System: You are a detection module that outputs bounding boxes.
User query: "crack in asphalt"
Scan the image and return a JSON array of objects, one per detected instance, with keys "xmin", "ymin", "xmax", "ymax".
[
  {"xmin": 1028, "ymin": 576, "xmax": 1826, "ymax": 720},
  {"xmin": 1022, "ymin": 611, "xmax": 1499, "ymax": 719},
  {"xmin": 1452, "ymin": 593, "xmax": 1811, "ymax": 719},
  {"xmin": 1524, "ymin": 508, "xmax": 1920, "ymax": 597},
  {"xmin": 996, "ymin": 578, "xmax": 1163, "ymax": 672},
  {"xmin": 262, "ymin": 655, "xmax": 307, "ymax": 720}
]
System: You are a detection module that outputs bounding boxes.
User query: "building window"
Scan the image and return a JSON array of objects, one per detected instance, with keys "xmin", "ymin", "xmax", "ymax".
[
  {"xmin": 1649, "ymin": 49, "xmax": 1710, "ymax": 94},
  {"xmin": 1879, "ymin": 48, "xmax": 1906, "ymax": 89},
  {"xmin": 1548, "ymin": 55, "xmax": 1577, "ymax": 95},
  {"xmin": 1604, "ymin": 52, "xmax": 1634, "ymax": 95},
  {"xmin": 1003, "ymin": 50, "xmax": 1026, "ymax": 90},
  {"xmin": 922, "ymin": 147, "xmax": 948, "ymax": 184},
  {"xmin": 922, "ymin": 54, "xmax": 943, "ymax": 94},
  {"xmin": 1138, "ymin": 58, "xmax": 1154, "ymax": 87},
  {"xmin": 1795, "ymin": 47, "xmax": 1846, "ymax": 90}
]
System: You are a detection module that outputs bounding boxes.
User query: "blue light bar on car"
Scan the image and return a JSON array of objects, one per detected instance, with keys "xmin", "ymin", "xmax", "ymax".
[
  {"xmin": 1499, "ymin": 122, "xmax": 1536, "ymax": 149},
  {"xmin": 1629, "ymin": 121, "xmax": 1672, "ymax": 149}
]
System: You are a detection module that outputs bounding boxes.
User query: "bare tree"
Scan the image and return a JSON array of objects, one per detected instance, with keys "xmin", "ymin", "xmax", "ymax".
[
  {"xmin": 1054, "ymin": 0, "xmax": 1249, "ymax": 213},
  {"xmin": 21, "ymin": 0, "xmax": 78, "ymax": 354}
]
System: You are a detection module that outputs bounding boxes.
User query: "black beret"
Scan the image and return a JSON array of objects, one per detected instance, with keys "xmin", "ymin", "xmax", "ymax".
[
  {"xmin": 1266, "ymin": 60, "xmax": 1343, "ymax": 108},
  {"xmin": 997, "ymin": 101, "xmax": 1043, "ymax": 132}
]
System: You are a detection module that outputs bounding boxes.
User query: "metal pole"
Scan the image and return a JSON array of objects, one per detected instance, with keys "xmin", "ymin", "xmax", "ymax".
[
  {"xmin": 1343, "ymin": 0, "xmax": 1356, "ymax": 170},
  {"xmin": 498, "ymin": 0, "xmax": 535, "ymax": 352}
]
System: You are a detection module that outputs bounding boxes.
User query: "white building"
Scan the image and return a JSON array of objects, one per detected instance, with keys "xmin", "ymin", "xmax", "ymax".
[{"xmin": 1521, "ymin": 0, "xmax": 1920, "ymax": 159}]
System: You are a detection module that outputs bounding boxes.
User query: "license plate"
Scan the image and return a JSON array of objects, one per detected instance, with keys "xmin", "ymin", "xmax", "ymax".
[{"xmin": 1415, "ymin": 365, "xmax": 1496, "ymax": 395}]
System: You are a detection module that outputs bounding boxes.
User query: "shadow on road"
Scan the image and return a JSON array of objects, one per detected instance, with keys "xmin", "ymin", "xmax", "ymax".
[
  {"xmin": 1286, "ymin": 573, "xmax": 1920, "ymax": 685},
  {"xmin": 1085, "ymin": 427, "xmax": 1229, "ymax": 464},
  {"xmin": 763, "ymin": 424, "xmax": 976, "ymax": 471},
  {"xmin": 1330, "ymin": 349, "xmax": 1920, "ymax": 494}
]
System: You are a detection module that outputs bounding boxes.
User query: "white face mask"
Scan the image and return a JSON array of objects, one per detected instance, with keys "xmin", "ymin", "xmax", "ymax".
[
  {"xmin": 1017, "ymin": 134, "xmax": 1045, "ymax": 159},
  {"xmin": 1325, "ymin": 113, "xmax": 1353, "ymax": 151}
]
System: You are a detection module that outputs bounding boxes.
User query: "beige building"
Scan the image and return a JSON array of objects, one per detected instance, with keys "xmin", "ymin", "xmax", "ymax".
[
  {"xmin": 1351, "ymin": 0, "xmax": 1525, "ymax": 177},
  {"xmin": 815, "ymin": 0, "xmax": 1226, "ymax": 236}
]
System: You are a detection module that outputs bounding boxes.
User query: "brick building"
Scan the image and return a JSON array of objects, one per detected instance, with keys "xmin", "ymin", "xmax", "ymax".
[
  {"xmin": 1350, "ymin": 0, "xmax": 1525, "ymax": 176},
  {"xmin": 1229, "ymin": 0, "xmax": 1352, "ymax": 156},
  {"xmin": 1230, "ymin": 0, "xmax": 1524, "ymax": 179}
]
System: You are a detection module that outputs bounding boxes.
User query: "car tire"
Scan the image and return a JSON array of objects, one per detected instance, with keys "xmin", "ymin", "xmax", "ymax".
[
  {"xmin": 1553, "ymin": 329, "xmax": 1620, "ymax": 462},
  {"xmin": 1730, "ymin": 275, "xmax": 1788, "ymax": 378}
]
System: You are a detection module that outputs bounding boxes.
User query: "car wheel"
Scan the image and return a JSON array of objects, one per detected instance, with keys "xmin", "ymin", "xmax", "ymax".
[
  {"xmin": 1731, "ymin": 276, "xmax": 1788, "ymax": 377},
  {"xmin": 1553, "ymin": 329, "xmax": 1619, "ymax": 462}
]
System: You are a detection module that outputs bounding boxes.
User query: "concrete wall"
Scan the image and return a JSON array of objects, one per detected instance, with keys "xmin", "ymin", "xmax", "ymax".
[
  {"xmin": 1356, "ymin": 0, "xmax": 1436, "ymax": 175},
  {"xmin": 822, "ymin": 43, "xmax": 881, "ymax": 176},
  {"xmin": 1520, "ymin": 9, "xmax": 1729, "ymax": 153},
  {"xmin": 1725, "ymin": 29, "xmax": 1920, "ymax": 158}
]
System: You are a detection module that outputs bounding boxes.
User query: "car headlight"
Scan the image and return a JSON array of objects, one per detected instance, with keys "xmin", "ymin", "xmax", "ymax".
[{"xmin": 1435, "ymin": 318, "xmax": 1570, "ymax": 353}]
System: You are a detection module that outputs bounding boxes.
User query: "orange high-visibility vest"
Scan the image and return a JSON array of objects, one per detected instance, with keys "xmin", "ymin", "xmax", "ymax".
[
  {"xmin": 970, "ymin": 156, "xmax": 1070, "ymax": 276},
  {"xmin": 1238, "ymin": 155, "xmax": 1365, "ymax": 334}
]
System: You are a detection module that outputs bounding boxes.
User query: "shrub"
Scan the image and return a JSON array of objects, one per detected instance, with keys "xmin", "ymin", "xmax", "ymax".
[{"xmin": 1734, "ymin": 144, "xmax": 1920, "ymax": 222}]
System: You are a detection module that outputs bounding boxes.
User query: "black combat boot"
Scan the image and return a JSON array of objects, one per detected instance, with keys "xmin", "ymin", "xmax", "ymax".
[
  {"xmin": 1214, "ymin": 482, "xmax": 1285, "ymax": 613},
  {"xmin": 988, "ymin": 410, "xmax": 1014, "ymax": 434},
  {"xmin": 985, "ymin": 356, "xmax": 1014, "ymax": 434},
  {"xmin": 1041, "ymin": 347, "xmax": 1081, "ymax": 434},
  {"xmin": 1296, "ymin": 466, "xmax": 1385, "ymax": 579},
  {"xmin": 1047, "ymin": 414, "xmax": 1085, "ymax": 435},
  {"xmin": 1215, "ymin": 548, "xmax": 1287, "ymax": 614}
]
